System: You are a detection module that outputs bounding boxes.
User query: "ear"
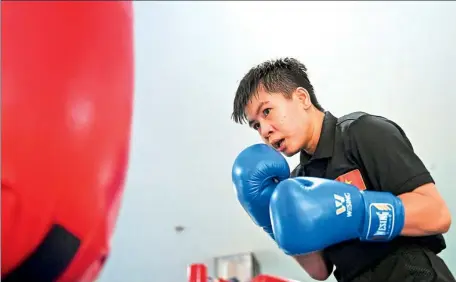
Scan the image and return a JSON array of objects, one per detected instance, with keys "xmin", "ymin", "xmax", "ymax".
[{"xmin": 293, "ymin": 87, "xmax": 312, "ymax": 109}]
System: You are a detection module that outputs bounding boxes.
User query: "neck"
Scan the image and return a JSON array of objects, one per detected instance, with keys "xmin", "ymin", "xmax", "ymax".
[{"xmin": 304, "ymin": 110, "xmax": 325, "ymax": 155}]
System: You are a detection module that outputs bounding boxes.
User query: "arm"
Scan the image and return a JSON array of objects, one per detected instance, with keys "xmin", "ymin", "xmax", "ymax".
[
  {"xmin": 399, "ymin": 183, "xmax": 451, "ymax": 236},
  {"xmin": 289, "ymin": 168, "xmax": 333, "ymax": 280},
  {"xmin": 348, "ymin": 115, "xmax": 452, "ymax": 236},
  {"xmin": 292, "ymin": 252, "xmax": 333, "ymax": 281}
]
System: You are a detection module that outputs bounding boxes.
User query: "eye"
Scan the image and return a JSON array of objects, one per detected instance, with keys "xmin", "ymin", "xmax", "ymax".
[{"xmin": 263, "ymin": 108, "xmax": 271, "ymax": 116}]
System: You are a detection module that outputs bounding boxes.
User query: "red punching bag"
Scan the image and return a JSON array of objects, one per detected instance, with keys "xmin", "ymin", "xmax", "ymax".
[{"xmin": 1, "ymin": 2, "xmax": 134, "ymax": 281}]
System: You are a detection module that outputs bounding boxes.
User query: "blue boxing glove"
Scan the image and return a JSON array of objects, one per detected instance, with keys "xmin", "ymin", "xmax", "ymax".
[
  {"xmin": 232, "ymin": 144, "xmax": 290, "ymax": 239},
  {"xmin": 270, "ymin": 177, "xmax": 405, "ymax": 255}
]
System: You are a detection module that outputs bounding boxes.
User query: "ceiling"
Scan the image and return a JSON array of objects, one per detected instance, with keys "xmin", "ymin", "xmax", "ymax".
[{"xmin": 98, "ymin": 2, "xmax": 456, "ymax": 281}]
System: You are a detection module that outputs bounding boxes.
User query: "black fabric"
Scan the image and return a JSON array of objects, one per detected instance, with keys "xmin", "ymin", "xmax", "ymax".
[
  {"xmin": 351, "ymin": 245, "xmax": 455, "ymax": 282},
  {"xmin": 292, "ymin": 111, "xmax": 447, "ymax": 282},
  {"xmin": 345, "ymin": 114, "xmax": 435, "ymax": 195},
  {"xmin": 3, "ymin": 224, "xmax": 80, "ymax": 282}
]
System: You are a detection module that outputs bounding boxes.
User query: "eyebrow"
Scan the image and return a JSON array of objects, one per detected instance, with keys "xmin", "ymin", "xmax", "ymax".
[{"xmin": 248, "ymin": 101, "xmax": 268, "ymax": 128}]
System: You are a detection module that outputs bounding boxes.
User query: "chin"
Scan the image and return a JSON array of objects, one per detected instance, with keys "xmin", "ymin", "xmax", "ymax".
[
  {"xmin": 283, "ymin": 152, "xmax": 298, "ymax": 158},
  {"xmin": 283, "ymin": 147, "xmax": 300, "ymax": 157}
]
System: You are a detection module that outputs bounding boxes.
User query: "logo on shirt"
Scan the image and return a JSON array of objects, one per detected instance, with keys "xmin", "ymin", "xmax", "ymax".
[
  {"xmin": 335, "ymin": 169, "xmax": 367, "ymax": 191},
  {"xmin": 334, "ymin": 193, "xmax": 353, "ymax": 217}
]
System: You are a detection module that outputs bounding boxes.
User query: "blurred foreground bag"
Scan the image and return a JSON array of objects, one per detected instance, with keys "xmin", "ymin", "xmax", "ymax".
[{"xmin": 1, "ymin": 2, "xmax": 134, "ymax": 281}]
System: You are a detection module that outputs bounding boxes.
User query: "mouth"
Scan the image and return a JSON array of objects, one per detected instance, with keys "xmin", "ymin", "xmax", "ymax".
[{"xmin": 272, "ymin": 138, "xmax": 285, "ymax": 151}]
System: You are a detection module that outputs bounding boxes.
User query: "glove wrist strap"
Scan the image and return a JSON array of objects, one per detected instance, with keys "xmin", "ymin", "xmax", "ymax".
[{"xmin": 360, "ymin": 191, "xmax": 405, "ymax": 242}]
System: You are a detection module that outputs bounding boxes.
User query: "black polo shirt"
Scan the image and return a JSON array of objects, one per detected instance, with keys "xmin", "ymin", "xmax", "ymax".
[{"xmin": 291, "ymin": 111, "xmax": 446, "ymax": 282}]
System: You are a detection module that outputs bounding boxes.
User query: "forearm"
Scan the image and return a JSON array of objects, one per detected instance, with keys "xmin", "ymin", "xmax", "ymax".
[
  {"xmin": 398, "ymin": 184, "xmax": 452, "ymax": 236},
  {"xmin": 293, "ymin": 251, "xmax": 332, "ymax": 281}
]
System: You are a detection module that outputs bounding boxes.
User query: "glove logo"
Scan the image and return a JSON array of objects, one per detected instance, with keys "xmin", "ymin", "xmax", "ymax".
[
  {"xmin": 367, "ymin": 203, "xmax": 394, "ymax": 240},
  {"xmin": 334, "ymin": 193, "xmax": 352, "ymax": 217}
]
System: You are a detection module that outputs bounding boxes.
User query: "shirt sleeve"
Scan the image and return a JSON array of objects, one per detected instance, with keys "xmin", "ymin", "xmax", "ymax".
[{"xmin": 346, "ymin": 115, "xmax": 434, "ymax": 195}]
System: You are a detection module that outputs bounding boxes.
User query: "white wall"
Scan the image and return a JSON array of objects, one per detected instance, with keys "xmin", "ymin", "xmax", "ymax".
[{"xmin": 99, "ymin": 2, "xmax": 456, "ymax": 281}]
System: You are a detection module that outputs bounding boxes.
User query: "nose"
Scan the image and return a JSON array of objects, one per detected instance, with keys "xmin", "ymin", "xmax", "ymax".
[{"xmin": 259, "ymin": 121, "xmax": 273, "ymax": 142}]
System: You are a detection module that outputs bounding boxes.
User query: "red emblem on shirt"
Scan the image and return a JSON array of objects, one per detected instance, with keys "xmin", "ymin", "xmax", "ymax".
[{"xmin": 335, "ymin": 169, "xmax": 367, "ymax": 191}]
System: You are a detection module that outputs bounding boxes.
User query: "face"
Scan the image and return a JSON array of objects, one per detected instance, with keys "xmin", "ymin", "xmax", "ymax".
[{"xmin": 245, "ymin": 87, "xmax": 315, "ymax": 157}]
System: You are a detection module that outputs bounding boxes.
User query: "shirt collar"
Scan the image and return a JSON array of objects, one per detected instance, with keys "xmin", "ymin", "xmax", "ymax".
[{"xmin": 300, "ymin": 111, "xmax": 337, "ymax": 164}]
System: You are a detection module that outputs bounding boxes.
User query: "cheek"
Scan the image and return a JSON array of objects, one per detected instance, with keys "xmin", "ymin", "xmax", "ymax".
[
  {"xmin": 281, "ymin": 112, "xmax": 299, "ymax": 131},
  {"xmin": 273, "ymin": 114, "xmax": 288, "ymax": 132},
  {"xmin": 286, "ymin": 111, "xmax": 308, "ymax": 138},
  {"xmin": 272, "ymin": 106, "xmax": 302, "ymax": 134}
]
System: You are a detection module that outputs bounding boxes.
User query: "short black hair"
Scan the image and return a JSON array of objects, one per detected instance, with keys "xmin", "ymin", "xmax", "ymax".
[{"xmin": 231, "ymin": 57, "xmax": 324, "ymax": 124}]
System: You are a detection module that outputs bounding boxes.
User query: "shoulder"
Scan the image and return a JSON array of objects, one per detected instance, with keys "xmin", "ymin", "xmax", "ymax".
[
  {"xmin": 340, "ymin": 112, "xmax": 400, "ymax": 133},
  {"xmin": 341, "ymin": 112, "xmax": 411, "ymax": 147}
]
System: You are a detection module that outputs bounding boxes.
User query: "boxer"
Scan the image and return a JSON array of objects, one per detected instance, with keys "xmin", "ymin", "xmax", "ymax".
[{"xmin": 231, "ymin": 57, "xmax": 454, "ymax": 281}]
